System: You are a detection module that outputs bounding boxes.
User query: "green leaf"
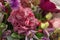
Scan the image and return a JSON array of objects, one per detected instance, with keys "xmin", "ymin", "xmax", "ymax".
[
  {"xmin": 11, "ymin": 33, "xmax": 24, "ymax": 39},
  {"xmin": 7, "ymin": 36, "xmax": 13, "ymax": 40},
  {"xmin": 35, "ymin": 13, "xmax": 42, "ymax": 20},
  {"xmin": 36, "ymin": 32, "xmax": 43, "ymax": 38},
  {"xmin": 7, "ymin": 36, "xmax": 20, "ymax": 40},
  {"xmin": 7, "ymin": 36, "xmax": 19, "ymax": 40}
]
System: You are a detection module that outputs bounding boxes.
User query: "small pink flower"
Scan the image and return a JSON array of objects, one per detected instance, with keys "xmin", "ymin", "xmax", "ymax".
[
  {"xmin": 7, "ymin": 7, "xmax": 39, "ymax": 34},
  {"xmin": 50, "ymin": 18, "xmax": 60, "ymax": 29}
]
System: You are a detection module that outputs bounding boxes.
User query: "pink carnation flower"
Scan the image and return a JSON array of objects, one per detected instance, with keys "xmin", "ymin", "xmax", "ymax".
[
  {"xmin": 7, "ymin": 7, "xmax": 39, "ymax": 34},
  {"xmin": 50, "ymin": 18, "xmax": 60, "ymax": 29}
]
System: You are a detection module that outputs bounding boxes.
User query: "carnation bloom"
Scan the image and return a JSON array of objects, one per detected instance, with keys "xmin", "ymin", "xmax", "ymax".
[
  {"xmin": 50, "ymin": 18, "xmax": 60, "ymax": 29},
  {"xmin": 39, "ymin": 0, "xmax": 60, "ymax": 12},
  {"xmin": 7, "ymin": 7, "xmax": 39, "ymax": 34}
]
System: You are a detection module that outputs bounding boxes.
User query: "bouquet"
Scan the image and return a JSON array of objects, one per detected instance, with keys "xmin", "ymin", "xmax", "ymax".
[{"xmin": 0, "ymin": 0, "xmax": 60, "ymax": 40}]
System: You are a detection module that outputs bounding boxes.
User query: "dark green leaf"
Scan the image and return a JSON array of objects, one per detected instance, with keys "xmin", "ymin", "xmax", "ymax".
[{"xmin": 36, "ymin": 32, "xmax": 43, "ymax": 38}]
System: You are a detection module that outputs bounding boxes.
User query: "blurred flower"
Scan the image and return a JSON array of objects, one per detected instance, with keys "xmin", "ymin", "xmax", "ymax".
[
  {"xmin": 25, "ymin": 30, "xmax": 39, "ymax": 40},
  {"xmin": 43, "ymin": 29, "xmax": 50, "ymax": 37},
  {"xmin": 50, "ymin": 18, "xmax": 60, "ymax": 29},
  {"xmin": 50, "ymin": 29, "xmax": 60, "ymax": 40},
  {"xmin": 40, "ymin": 22, "xmax": 49, "ymax": 29},
  {"xmin": 47, "ymin": 28, "xmax": 54, "ymax": 34},
  {"xmin": 45, "ymin": 12, "xmax": 53, "ymax": 20},
  {"xmin": 50, "ymin": 0, "xmax": 60, "ymax": 9},
  {"xmin": 41, "ymin": 37, "xmax": 50, "ymax": 40},
  {"xmin": 7, "ymin": 7, "xmax": 39, "ymax": 34},
  {"xmin": 2, "ymin": 30, "xmax": 11, "ymax": 39},
  {"xmin": 5, "ymin": 0, "xmax": 20, "ymax": 10},
  {"xmin": 39, "ymin": 0, "xmax": 60, "ymax": 12}
]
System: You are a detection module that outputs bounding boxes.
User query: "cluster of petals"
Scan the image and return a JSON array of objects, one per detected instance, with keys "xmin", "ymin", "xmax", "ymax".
[{"xmin": 7, "ymin": 6, "xmax": 39, "ymax": 34}]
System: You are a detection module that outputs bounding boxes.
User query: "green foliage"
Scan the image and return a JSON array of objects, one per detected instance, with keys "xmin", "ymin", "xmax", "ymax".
[
  {"xmin": 0, "ymin": 30, "xmax": 2, "ymax": 37},
  {"xmin": 11, "ymin": 33, "xmax": 24, "ymax": 39},
  {"xmin": 36, "ymin": 32, "xmax": 43, "ymax": 39}
]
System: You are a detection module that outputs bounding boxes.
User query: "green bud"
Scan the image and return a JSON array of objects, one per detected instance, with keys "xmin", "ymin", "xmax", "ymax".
[
  {"xmin": 45, "ymin": 22, "xmax": 49, "ymax": 28},
  {"xmin": 45, "ymin": 12, "xmax": 53, "ymax": 20},
  {"xmin": 41, "ymin": 22, "xmax": 49, "ymax": 29},
  {"xmin": 41, "ymin": 23, "xmax": 46, "ymax": 29},
  {"xmin": 4, "ymin": 2, "xmax": 9, "ymax": 6}
]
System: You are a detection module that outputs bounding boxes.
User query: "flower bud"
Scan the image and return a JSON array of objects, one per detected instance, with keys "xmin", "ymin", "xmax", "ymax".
[
  {"xmin": 41, "ymin": 23, "xmax": 46, "ymax": 29},
  {"xmin": 41, "ymin": 22, "xmax": 49, "ymax": 29},
  {"xmin": 45, "ymin": 12, "xmax": 53, "ymax": 20}
]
